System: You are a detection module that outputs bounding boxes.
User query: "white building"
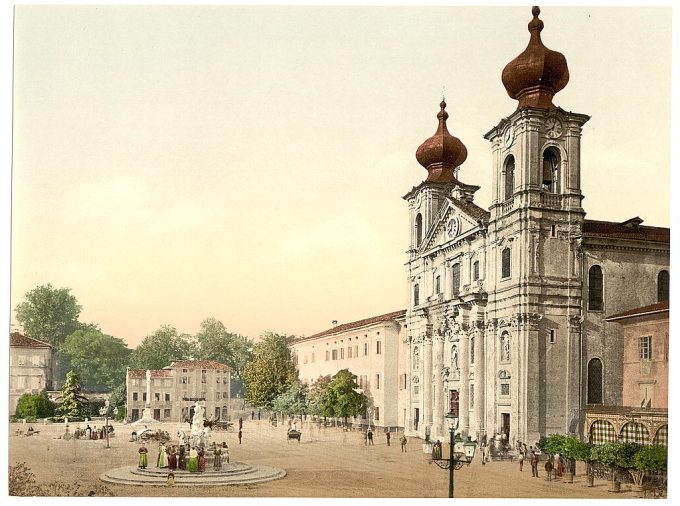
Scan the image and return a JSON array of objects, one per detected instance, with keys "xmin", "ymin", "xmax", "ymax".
[
  {"xmin": 290, "ymin": 310, "xmax": 406, "ymax": 429},
  {"xmin": 9, "ymin": 332, "xmax": 55, "ymax": 414}
]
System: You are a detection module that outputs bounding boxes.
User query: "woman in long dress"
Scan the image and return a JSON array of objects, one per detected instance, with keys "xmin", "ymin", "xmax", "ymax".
[
  {"xmin": 138, "ymin": 446, "xmax": 149, "ymax": 469},
  {"xmin": 157, "ymin": 443, "xmax": 168, "ymax": 468},
  {"xmin": 213, "ymin": 446, "xmax": 222, "ymax": 470},
  {"xmin": 167, "ymin": 446, "xmax": 177, "ymax": 471},
  {"xmin": 198, "ymin": 450, "xmax": 206, "ymax": 472},
  {"xmin": 187, "ymin": 448, "xmax": 199, "ymax": 472},
  {"xmin": 178, "ymin": 445, "xmax": 187, "ymax": 470}
]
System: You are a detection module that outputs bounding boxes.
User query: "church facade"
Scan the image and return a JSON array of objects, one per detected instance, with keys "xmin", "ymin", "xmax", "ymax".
[{"xmin": 402, "ymin": 7, "xmax": 669, "ymax": 445}]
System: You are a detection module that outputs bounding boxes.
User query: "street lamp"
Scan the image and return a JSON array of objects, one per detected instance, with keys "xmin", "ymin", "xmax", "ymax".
[
  {"xmin": 430, "ymin": 412, "xmax": 478, "ymax": 498},
  {"xmin": 99, "ymin": 400, "xmax": 112, "ymax": 449}
]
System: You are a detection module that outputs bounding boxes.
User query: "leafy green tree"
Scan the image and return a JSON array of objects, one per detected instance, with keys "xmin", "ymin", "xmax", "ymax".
[
  {"xmin": 56, "ymin": 371, "xmax": 87, "ymax": 418},
  {"xmin": 129, "ymin": 325, "xmax": 196, "ymax": 370},
  {"xmin": 14, "ymin": 284, "xmax": 82, "ymax": 348},
  {"xmin": 629, "ymin": 445, "xmax": 667, "ymax": 488},
  {"xmin": 271, "ymin": 381, "xmax": 308, "ymax": 415},
  {"xmin": 59, "ymin": 328, "xmax": 131, "ymax": 392},
  {"xmin": 15, "ymin": 390, "xmax": 55, "ymax": 419},
  {"xmin": 243, "ymin": 332, "xmax": 298, "ymax": 409},
  {"xmin": 325, "ymin": 369, "xmax": 368, "ymax": 425},
  {"xmin": 307, "ymin": 375, "xmax": 333, "ymax": 419},
  {"xmin": 194, "ymin": 317, "xmax": 253, "ymax": 394},
  {"xmin": 107, "ymin": 383, "xmax": 127, "ymax": 421}
]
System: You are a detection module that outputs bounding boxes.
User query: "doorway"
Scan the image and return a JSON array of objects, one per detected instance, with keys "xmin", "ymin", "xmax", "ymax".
[
  {"xmin": 414, "ymin": 408, "xmax": 420, "ymax": 431},
  {"xmin": 501, "ymin": 413, "xmax": 510, "ymax": 440}
]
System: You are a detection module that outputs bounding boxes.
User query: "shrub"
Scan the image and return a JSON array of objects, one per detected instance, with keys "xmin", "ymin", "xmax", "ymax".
[{"xmin": 15, "ymin": 390, "xmax": 55, "ymax": 419}]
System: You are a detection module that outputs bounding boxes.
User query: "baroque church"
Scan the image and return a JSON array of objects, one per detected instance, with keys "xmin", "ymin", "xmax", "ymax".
[{"xmin": 403, "ymin": 7, "xmax": 669, "ymax": 445}]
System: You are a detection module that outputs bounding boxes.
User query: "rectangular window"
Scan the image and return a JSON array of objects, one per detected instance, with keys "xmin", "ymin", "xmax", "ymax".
[
  {"xmin": 143, "ymin": 392, "xmax": 147, "ymax": 402},
  {"xmin": 132, "ymin": 392, "xmax": 138, "ymax": 401},
  {"xmin": 164, "ymin": 409, "xmax": 171, "ymax": 418},
  {"xmin": 154, "ymin": 392, "xmax": 160, "ymax": 401},
  {"xmin": 165, "ymin": 393, "xmax": 170, "ymax": 401},
  {"xmin": 470, "ymin": 384, "xmax": 475, "ymax": 409},
  {"xmin": 414, "ymin": 283, "xmax": 420, "ymax": 306},
  {"xmin": 502, "ymin": 248, "xmax": 511, "ymax": 278},
  {"xmin": 413, "ymin": 385, "xmax": 419, "ymax": 395},
  {"xmin": 340, "ymin": 348, "xmax": 344, "ymax": 359},
  {"xmin": 348, "ymin": 346, "xmax": 352, "ymax": 359},
  {"xmin": 473, "ymin": 261, "xmax": 480, "ymax": 281},
  {"xmin": 332, "ymin": 349, "xmax": 338, "ymax": 360},
  {"xmin": 201, "ymin": 370, "xmax": 207, "ymax": 383},
  {"xmin": 639, "ymin": 336, "xmax": 652, "ymax": 360},
  {"xmin": 326, "ymin": 350, "xmax": 330, "ymax": 361},
  {"xmin": 223, "ymin": 392, "xmax": 228, "ymax": 399},
  {"xmin": 375, "ymin": 374, "xmax": 380, "ymax": 389},
  {"xmin": 376, "ymin": 341, "xmax": 382, "ymax": 355},
  {"xmin": 435, "ymin": 275, "xmax": 441, "ymax": 294},
  {"xmin": 181, "ymin": 376, "xmax": 188, "ymax": 384},
  {"xmin": 375, "ymin": 406, "xmax": 380, "ymax": 421},
  {"xmin": 551, "ymin": 224, "xmax": 557, "ymax": 237},
  {"xmin": 549, "ymin": 329, "xmax": 556, "ymax": 344},
  {"xmin": 501, "ymin": 383, "xmax": 510, "ymax": 396},
  {"xmin": 452, "ymin": 264, "xmax": 461, "ymax": 296},
  {"xmin": 182, "ymin": 369, "xmax": 188, "ymax": 373},
  {"xmin": 355, "ymin": 345, "xmax": 359, "ymax": 357},
  {"xmin": 364, "ymin": 343, "xmax": 368, "ymax": 356}
]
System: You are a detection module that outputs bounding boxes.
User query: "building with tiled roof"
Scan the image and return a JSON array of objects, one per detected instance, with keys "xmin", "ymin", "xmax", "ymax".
[
  {"xmin": 400, "ymin": 6, "xmax": 670, "ymax": 445},
  {"xmin": 9, "ymin": 332, "xmax": 55, "ymax": 414},
  {"xmin": 126, "ymin": 360, "xmax": 231, "ymax": 423},
  {"xmin": 290, "ymin": 310, "xmax": 407, "ymax": 429}
]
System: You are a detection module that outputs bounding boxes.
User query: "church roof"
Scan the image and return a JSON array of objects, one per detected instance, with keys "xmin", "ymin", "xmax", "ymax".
[
  {"xmin": 9, "ymin": 332, "xmax": 52, "ymax": 349},
  {"xmin": 451, "ymin": 197, "xmax": 491, "ymax": 224},
  {"xmin": 583, "ymin": 219, "xmax": 669, "ymax": 243},
  {"xmin": 605, "ymin": 300, "xmax": 669, "ymax": 322},
  {"xmin": 293, "ymin": 309, "xmax": 406, "ymax": 343}
]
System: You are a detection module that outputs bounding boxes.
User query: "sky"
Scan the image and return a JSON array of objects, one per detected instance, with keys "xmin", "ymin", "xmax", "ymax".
[{"xmin": 5, "ymin": 4, "xmax": 673, "ymax": 349}]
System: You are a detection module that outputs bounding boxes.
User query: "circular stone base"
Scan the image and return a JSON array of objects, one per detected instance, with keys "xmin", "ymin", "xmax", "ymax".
[{"xmin": 100, "ymin": 462, "xmax": 286, "ymax": 487}]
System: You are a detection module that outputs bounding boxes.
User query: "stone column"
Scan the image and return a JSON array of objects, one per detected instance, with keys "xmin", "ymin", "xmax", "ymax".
[
  {"xmin": 423, "ymin": 326, "xmax": 433, "ymax": 428},
  {"xmin": 458, "ymin": 326, "xmax": 470, "ymax": 436},
  {"xmin": 523, "ymin": 314, "xmax": 543, "ymax": 444},
  {"xmin": 473, "ymin": 321, "xmax": 485, "ymax": 440},
  {"xmin": 433, "ymin": 330, "xmax": 445, "ymax": 437}
]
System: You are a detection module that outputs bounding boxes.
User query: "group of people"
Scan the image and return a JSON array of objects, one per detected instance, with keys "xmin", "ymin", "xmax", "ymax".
[
  {"xmin": 515, "ymin": 443, "xmax": 569, "ymax": 481},
  {"xmin": 72, "ymin": 424, "xmax": 112, "ymax": 440},
  {"xmin": 138, "ymin": 441, "xmax": 230, "ymax": 474},
  {"xmin": 364, "ymin": 429, "xmax": 408, "ymax": 452}
]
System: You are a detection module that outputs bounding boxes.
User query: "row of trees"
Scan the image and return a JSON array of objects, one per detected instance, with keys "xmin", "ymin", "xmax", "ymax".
[
  {"xmin": 13, "ymin": 284, "xmax": 254, "ymax": 394},
  {"xmin": 537, "ymin": 434, "xmax": 667, "ymax": 490}
]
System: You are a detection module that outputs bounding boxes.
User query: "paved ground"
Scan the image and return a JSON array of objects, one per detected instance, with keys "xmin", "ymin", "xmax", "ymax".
[{"xmin": 8, "ymin": 420, "xmax": 644, "ymax": 498}]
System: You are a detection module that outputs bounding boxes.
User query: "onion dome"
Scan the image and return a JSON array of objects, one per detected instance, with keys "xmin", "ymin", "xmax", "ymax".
[
  {"xmin": 415, "ymin": 100, "xmax": 468, "ymax": 183},
  {"xmin": 501, "ymin": 6, "xmax": 569, "ymax": 110}
]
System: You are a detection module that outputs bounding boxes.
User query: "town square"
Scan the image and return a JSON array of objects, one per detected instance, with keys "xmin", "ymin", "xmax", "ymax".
[{"xmin": 3, "ymin": 3, "xmax": 672, "ymax": 500}]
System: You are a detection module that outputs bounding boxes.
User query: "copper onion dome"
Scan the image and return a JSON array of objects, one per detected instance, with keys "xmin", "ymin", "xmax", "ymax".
[
  {"xmin": 501, "ymin": 6, "xmax": 569, "ymax": 110},
  {"xmin": 415, "ymin": 100, "xmax": 468, "ymax": 183}
]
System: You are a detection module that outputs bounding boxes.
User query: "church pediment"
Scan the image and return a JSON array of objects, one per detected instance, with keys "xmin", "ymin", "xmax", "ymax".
[{"xmin": 419, "ymin": 197, "xmax": 489, "ymax": 252}]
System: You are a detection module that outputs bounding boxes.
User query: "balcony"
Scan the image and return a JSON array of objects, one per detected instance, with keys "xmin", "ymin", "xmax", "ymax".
[{"xmin": 540, "ymin": 192, "xmax": 562, "ymax": 209}]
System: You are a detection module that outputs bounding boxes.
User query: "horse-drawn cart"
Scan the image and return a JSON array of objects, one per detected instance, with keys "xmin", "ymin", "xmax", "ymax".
[{"xmin": 287, "ymin": 429, "xmax": 302, "ymax": 442}]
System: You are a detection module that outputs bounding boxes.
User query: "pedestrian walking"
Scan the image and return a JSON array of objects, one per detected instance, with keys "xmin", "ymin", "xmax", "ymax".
[
  {"xmin": 530, "ymin": 447, "xmax": 539, "ymax": 478},
  {"xmin": 518, "ymin": 449, "xmax": 524, "ymax": 471},
  {"xmin": 239, "ymin": 417, "xmax": 243, "ymax": 430},
  {"xmin": 545, "ymin": 457, "xmax": 554, "ymax": 481},
  {"xmin": 367, "ymin": 429, "xmax": 374, "ymax": 445},
  {"xmin": 400, "ymin": 434, "xmax": 407, "ymax": 452},
  {"xmin": 481, "ymin": 444, "xmax": 486, "ymax": 465},
  {"xmin": 556, "ymin": 455, "xmax": 565, "ymax": 478},
  {"xmin": 238, "ymin": 429, "xmax": 243, "ymax": 444},
  {"xmin": 251, "ymin": 410, "xmax": 255, "ymax": 420},
  {"xmin": 386, "ymin": 431, "xmax": 391, "ymax": 447}
]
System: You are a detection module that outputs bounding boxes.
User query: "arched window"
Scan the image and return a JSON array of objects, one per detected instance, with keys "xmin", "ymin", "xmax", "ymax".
[
  {"xmin": 658, "ymin": 270, "xmax": 669, "ymax": 302},
  {"xmin": 473, "ymin": 260, "xmax": 480, "ymax": 281},
  {"xmin": 413, "ymin": 283, "xmax": 420, "ymax": 306},
  {"xmin": 413, "ymin": 347, "xmax": 420, "ymax": 370},
  {"xmin": 587, "ymin": 358, "xmax": 603, "ymax": 404},
  {"xmin": 504, "ymin": 155, "xmax": 515, "ymax": 201},
  {"xmin": 501, "ymin": 248, "xmax": 511, "ymax": 278},
  {"xmin": 542, "ymin": 148, "xmax": 560, "ymax": 193},
  {"xmin": 588, "ymin": 265, "xmax": 603, "ymax": 311},
  {"xmin": 452, "ymin": 263, "xmax": 461, "ymax": 296},
  {"xmin": 451, "ymin": 345, "xmax": 458, "ymax": 370},
  {"xmin": 500, "ymin": 331, "xmax": 511, "ymax": 362},
  {"xmin": 415, "ymin": 213, "xmax": 423, "ymax": 247}
]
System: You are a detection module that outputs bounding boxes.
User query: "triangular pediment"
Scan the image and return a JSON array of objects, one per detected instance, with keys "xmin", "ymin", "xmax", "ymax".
[{"xmin": 419, "ymin": 197, "xmax": 489, "ymax": 252}]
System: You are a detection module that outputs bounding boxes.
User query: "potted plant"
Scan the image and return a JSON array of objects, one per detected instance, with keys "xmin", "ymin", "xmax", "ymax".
[{"xmin": 591, "ymin": 442, "xmax": 625, "ymax": 493}]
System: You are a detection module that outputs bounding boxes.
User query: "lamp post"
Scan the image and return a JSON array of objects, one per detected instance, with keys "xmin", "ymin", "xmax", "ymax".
[
  {"xmin": 446, "ymin": 412, "xmax": 458, "ymax": 498},
  {"xmin": 99, "ymin": 400, "xmax": 112, "ymax": 449},
  {"xmin": 431, "ymin": 412, "xmax": 477, "ymax": 498}
]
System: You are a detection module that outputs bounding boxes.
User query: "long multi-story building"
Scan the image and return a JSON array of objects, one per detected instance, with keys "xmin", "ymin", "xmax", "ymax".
[
  {"xmin": 290, "ymin": 310, "xmax": 406, "ymax": 429},
  {"xmin": 9, "ymin": 332, "xmax": 55, "ymax": 414},
  {"xmin": 126, "ymin": 360, "xmax": 231, "ymax": 423}
]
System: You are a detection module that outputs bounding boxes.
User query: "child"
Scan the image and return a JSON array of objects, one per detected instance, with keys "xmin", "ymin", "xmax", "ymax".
[{"xmin": 166, "ymin": 472, "xmax": 175, "ymax": 487}]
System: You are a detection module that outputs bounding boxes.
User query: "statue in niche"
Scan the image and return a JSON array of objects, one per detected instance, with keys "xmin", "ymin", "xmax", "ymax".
[{"xmin": 451, "ymin": 345, "xmax": 458, "ymax": 370}]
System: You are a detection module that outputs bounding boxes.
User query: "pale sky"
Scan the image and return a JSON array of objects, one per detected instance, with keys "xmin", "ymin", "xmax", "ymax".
[{"xmin": 7, "ymin": 5, "xmax": 673, "ymax": 348}]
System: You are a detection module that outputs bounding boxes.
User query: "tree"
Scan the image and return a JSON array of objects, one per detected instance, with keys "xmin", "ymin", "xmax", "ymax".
[
  {"xmin": 325, "ymin": 369, "xmax": 368, "ymax": 425},
  {"xmin": 59, "ymin": 328, "xmax": 132, "ymax": 392},
  {"xmin": 108, "ymin": 383, "xmax": 127, "ymax": 421},
  {"xmin": 307, "ymin": 375, "xmax": 333, "ymax": 420},
  {"xmin": 629, "ymin": 445, "xmax": 667, "ymax": 488},
  {"xmin": 129, "ymin": 325, "xmax": 196, "ymax": 370},
  {"xmin": 194, "ymin": 317, "xmax": 253, "ymax": 394},
  {"xmin": 271, "ymin": 382, "xmax": 308, "ymax": 416},
  {"xmin": 56, "ymin": 371, "xmax": 87, "ymax": 418},
  {"xmin": 15, "ymin": 390, "xmax": 55, "ymax": 419},
  {"xmin": 243, "ymin": 332, "xmax": 298, "ymax": 409},
  {"xmin": 14, "ymin": 284, "xmax": 82, "ymax": 348}
]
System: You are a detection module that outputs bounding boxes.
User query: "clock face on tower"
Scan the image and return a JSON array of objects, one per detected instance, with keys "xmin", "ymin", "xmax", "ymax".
[
  {"xmin": 546, "ymin": 117, "xmax": 563, "ymax": 138},
  {"xmin": 503, "ymin": 126, "xmax": 515, "ymax": 148},
  {"xmin": 446, "ymin": 218, "xmax": 460, "ymax": 238}
]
